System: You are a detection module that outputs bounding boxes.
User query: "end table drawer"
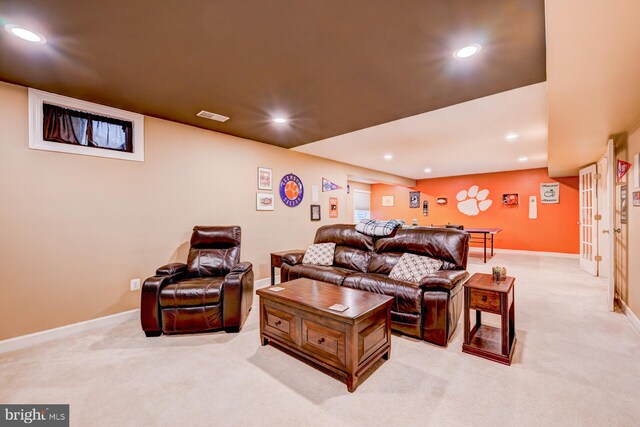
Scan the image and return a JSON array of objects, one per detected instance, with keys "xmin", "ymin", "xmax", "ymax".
[
  {"xmin": 264, "ymin": 304, "xmax": 298, "ymax": 344},
  {"xmin": 469, "ymin": 289, "xmax": 501, "ymax": 313}
]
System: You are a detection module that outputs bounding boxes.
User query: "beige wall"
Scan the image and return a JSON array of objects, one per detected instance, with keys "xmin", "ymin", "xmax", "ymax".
[
  {"xmin": 0, "ymin": 82, "xmax": 413, "ymax": 340},
  {"xmin": 625, "ymin": 129, "xmax": 640, "ymax": 317}
]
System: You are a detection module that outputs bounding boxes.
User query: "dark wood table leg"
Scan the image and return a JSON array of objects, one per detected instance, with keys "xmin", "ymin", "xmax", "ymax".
[
  {"xmin": 501, "ymin": 293, "xmax": 509, "ymax": 357},
  {"xmin": 347, "ymin": 374, "xmax": 358, "ymax": 393},
  {"xmin": 270, "ymin": 264, "xmax": 275, "ymax": 286},
  {"xmin": 483, "ymin": 233, "xmax": 487, "ymax": 263}
]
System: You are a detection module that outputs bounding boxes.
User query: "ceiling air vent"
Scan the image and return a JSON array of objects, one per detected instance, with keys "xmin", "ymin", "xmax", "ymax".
[{"xmin": 196, "ymin": 110, "xmax": 229, "ymax": 122}]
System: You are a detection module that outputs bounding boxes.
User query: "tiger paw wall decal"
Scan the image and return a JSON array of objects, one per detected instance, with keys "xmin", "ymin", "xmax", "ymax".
[{"xmin": 456, "ymin": 185, "xmax": 492, "ymax": 216}]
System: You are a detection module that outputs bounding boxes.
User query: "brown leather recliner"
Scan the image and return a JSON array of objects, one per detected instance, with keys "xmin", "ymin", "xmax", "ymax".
[
  {"xmin": 140, "ymin": 226, "xmax": 254, "ymax": 336},
  {"xmin": 280, "ymin": 225, "xmax": 469, "ymax": 347}
]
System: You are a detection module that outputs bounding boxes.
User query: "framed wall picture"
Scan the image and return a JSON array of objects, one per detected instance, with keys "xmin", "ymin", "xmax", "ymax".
[
  {"xmin": 409, "ymin": 191, "xmax": 420, "ymax": 208},
  {"xmin": 381, "ymin": 195, "xmax": 395, "ymax": 207},
  {"xmin": 329, "ymin": 197, "xmax": 338, "ymax": 218},
  {"xmin": 503, "ymin": 193, "xmax": 519, "ymax": 206},
  {"xmin": 634, "ymin": 153, "xmax": 640, "ymax": 189},
  {"xmin": 633, "ymin": 191, "xmax": 640, "ymax": 207},
  {"xmin": 310, "ymin": 204, "xmax": 321, "ymax": 221},
  {"xmin": 258, "ymin": 167, "xmax": 273, "ymax": 190},
  {"xmin": 256, "ymin": 193, "xmax": 275, "ymax": 211}
]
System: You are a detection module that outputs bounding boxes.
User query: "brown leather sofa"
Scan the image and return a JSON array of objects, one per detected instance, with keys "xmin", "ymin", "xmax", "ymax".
[
  {"xmin": 280, "ymin": 225, "xmax": 469, "ymax": 346},
  {"xmin": 140, "ymin": 226, "xmax": 254, "ymax": 336}
]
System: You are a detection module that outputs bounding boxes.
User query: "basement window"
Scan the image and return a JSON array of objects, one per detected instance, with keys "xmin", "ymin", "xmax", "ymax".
[{"xmin": 29, "ymin": 88, "xmax": 144, "ymax": 161}]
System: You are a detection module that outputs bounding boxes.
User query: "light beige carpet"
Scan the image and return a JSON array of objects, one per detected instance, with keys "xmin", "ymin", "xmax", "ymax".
[{"xmin": 1, "ymin": 252, "xmax": 640, "ymax": 426}]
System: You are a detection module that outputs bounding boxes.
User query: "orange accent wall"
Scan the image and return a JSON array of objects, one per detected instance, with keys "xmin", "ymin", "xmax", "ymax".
[{"xmin": 371, "ymin": 168, "xmax": 579, "ymax": 254}]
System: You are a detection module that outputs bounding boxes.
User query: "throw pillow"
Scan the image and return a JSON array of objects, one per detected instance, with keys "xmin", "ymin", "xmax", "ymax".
[
  {"xmin": 302, "ymin": 243, "xmax": 336, "ymax": 266},
  {"xmin": 389, "ymin": 253, "xmax": 443, "ymax": 283}
]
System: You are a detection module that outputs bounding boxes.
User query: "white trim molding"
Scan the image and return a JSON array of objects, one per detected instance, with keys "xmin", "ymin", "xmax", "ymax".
[
  {"xmin": 0, "ymin": 309, "xmax": 140, "ymax": 354},
  {"xmin": 28, "ymin": 88, "xmax": 145, "ymax": 162},
  {"xmin": 255, "ymin": 275, "xmax": 279, "ymax": 289},
  {"xmin": 618, "ymin": 297, "xmax": 640, "ymax": 335},
  {"xmin": 468, "ymin": 247, "xmax": 579, "ymax": 259}
]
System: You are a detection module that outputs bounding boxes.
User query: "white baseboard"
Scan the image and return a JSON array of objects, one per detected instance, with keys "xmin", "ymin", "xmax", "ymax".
[
  {"xmin": 0, "ymin": 309, "xmax": 140, "ymax": 354},
  {"xmin": 0, "ymin": 276, "xmax": 281, "ymax": 354},
  {"xmin": 469, "ymin": 247, "xmax": 579, "ymax": 259},
  {"xmin": 255, "ymin": 275, "xmax": 279, "ymax": 289},
  {"xmin": 618, "ymin": 298, "xmax": 640, "ymax": 335}
]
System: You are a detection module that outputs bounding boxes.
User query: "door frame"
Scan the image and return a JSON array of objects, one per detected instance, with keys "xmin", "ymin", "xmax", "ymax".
[{"xmin": 605, "ymin": 139, "xmax": 615, "ymax": 311}]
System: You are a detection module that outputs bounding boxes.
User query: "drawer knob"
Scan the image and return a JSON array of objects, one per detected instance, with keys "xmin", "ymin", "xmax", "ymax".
[
  {"xmin": 317, "ymin": 337, "xmax": 325, "ymax": 345},
  {"xmin": 482, "ymin": 296, "xmax": 487, "ymax": 302},
  {"xmin": 275, "ymin": 320, "xmax": 281, "ymax": 326}
]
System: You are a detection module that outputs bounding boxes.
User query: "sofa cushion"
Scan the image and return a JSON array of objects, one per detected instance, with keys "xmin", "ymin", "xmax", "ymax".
[
  {"xmin": 159, "ymin": 277, "xmax": 223, "ymax": 307},
  {"xmin": 342, "ymin": 273, "xmax": 423, "ymax": 314},
  {"xmin": 285, "ymin": 264, "xmax": 353, "ymax": 286},
  {"xmin": 375, "ymin": 227, "xmax": 469, "ymax": 270},
  {"xmin": 314, "ymin": 224, "xmax": 374, "ymax": 251},
  {"xmin": 333, "ymin": 246, "xmax": 371, "ymax": 272},
  {"xmin": 302, "ymin": 243, "xmax": 336, "ymax": 266},
  {"xmin": 389, "ymin": 253, "xmax": 443, "ymax": 283},
  {"xmin": 367, "ymin": 252, "xmax": 402, "ymax": 275}
]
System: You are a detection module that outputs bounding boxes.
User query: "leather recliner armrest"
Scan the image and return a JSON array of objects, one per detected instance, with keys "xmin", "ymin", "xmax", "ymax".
[
  {"xmin": 223, "ymin": 262, "xmax": 254, "ymax": 330},
  {"xmin": 156, "ymin": 262, "xmax": 188, "ymax": 276},
  {"xmin": 420, "ymin": 270, "xmax": 469, "ymax": 292},
  {"xmin": 282, "ymin": 250, "xmax": 306, "ymax": 265},
  {"xmin": 230, "ymin": 261, "xmax": 252, "ymax": 274},
  {"xmin": 141, "ymin": 268, "xmax": 187, "ymax": 334}
]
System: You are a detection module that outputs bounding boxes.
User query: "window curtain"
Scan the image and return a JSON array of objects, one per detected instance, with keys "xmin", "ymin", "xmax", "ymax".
[{"xmin": 43, "ymin": 103, "xmax": 133, "ymax": 153}]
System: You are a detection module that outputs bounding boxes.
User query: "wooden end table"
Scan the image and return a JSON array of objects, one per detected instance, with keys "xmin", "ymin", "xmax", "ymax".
[
  {"xmin": 462, "ymin": 273, "xmax": 516, "ymax": 365},
  {"xmin": 270, "ymin": 250, "xmax": 304, "ymax": 286},
  {"xmin": 257, "ymin": 278, "xmax": 393, "ymax": 392}
]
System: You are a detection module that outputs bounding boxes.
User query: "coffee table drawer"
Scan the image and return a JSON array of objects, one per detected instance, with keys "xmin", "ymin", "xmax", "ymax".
[
  {"xmin": 263, "ymin": 304, "xmax": 298, "ymax": 344},
  {"xmin": 469, "ymin": 288, "xmax": 501, "ymax": 313},
  {"xmin": 301, "ymin": 318, "xmax": 346, "ymax": 368}
]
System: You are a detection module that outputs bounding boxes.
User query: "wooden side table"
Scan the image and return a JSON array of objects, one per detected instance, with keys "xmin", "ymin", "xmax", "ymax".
[
  {"xmin": 462, "ymin": 273, "xmax": 516, "ymax": 365},
  {"xmin": 270, "ymin": 250, "xmax": 304, "ymax": 286}
]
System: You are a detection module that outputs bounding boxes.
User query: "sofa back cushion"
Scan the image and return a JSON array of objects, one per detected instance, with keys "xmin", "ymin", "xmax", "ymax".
[
  {"xmin": 187, "ymin": 225, "xmax": 241, "ymax": 277},
  {"xmin": 313, "ymin": 225, "xmax": 374, "ymax": 272},
  {"xmin": 333, "ymin": 246, "xmax": 371, "ymax": 272},
  {"xmin": 314, "ymin": 224, "xmax": 375, "ymax": 251},
  {"xmin": 372, "ymin": 227, "xmax": 469, "ymax": 272}
]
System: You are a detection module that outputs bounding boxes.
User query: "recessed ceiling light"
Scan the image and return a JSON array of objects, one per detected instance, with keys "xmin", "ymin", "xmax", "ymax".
[
  {"xmin": 505, "ymin": 132, "xmax": 519, "ymax": 141},
  {"xmin": 384, "ymin": 154, "xmax": 393, "ymax": 160},
  {"xmin": 273, "ymin": 117, "xmax": 288, "ymax": 124},
  {"xmin": 424, "ymin": 168, "xmax": 432, "ymax": 173},
  {"xmin": 453, "ymin": 43, "xmax": 481, "ymax": 59},
  {"xmin": 5, "ymin": 25, "xmax": 46, "ymax": 44},
  {"xmin": 518, "ymin": 156, "xmax": 528, "ymax": 162}
]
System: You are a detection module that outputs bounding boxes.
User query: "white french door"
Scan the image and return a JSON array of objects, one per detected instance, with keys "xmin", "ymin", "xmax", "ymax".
[{"xmin": 579, "ymin": 164, "xmax": 597, "ymax": 276}]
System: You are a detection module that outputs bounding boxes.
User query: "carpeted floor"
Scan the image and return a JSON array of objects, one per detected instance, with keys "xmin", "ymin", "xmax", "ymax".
[{"xmin": 1, "ymin": 252, "xmax": 640, "ymax": 426}]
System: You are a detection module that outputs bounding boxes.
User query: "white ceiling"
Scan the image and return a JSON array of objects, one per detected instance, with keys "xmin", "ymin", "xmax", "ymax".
[{"xmin": 293, "ymin": 82, "xmax": 548, "ymax": 180}]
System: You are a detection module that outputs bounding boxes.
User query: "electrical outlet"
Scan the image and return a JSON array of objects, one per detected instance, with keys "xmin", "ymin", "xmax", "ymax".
[{"xmin": 130, "ymin": 278, "xmax": 141, "ymax": 291}]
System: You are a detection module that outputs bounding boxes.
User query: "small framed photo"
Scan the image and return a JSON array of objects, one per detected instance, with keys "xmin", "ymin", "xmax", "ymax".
[
  {"xmin": 633, "ymin": 191, "xmax": 640, "ymax": 207},
  {"xmin": 258, "ymin": 167, "xmax": 273, "ymax": 190},
  {"xmin": 256, "ymin": 193, "xmax": 274, "ymax": 211},
  {"xmin": 409, "ymin": 191, "xmax": 420, "ymax": 208},
  {"xmin": 310, "ymin": 204, "xmax": 321, "ymax": 221},
  {"xmin": 381, "ymin": 195, "xmax": 395, "ymax": 207}
]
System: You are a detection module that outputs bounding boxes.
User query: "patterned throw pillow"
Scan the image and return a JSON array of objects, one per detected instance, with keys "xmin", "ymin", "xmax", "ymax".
[
  {"xmin": 389, "ymin": 253, "xmax": 443, "ymax": 283},
  {"xmin": 302, "ymin": 243, "xmax": 336, "ymax": 266}
]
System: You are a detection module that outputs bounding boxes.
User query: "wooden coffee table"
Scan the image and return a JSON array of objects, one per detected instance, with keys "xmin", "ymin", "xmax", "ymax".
[{"xmin": 257, "ymin": 278, "xmax": 393, "ymax": 392}]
